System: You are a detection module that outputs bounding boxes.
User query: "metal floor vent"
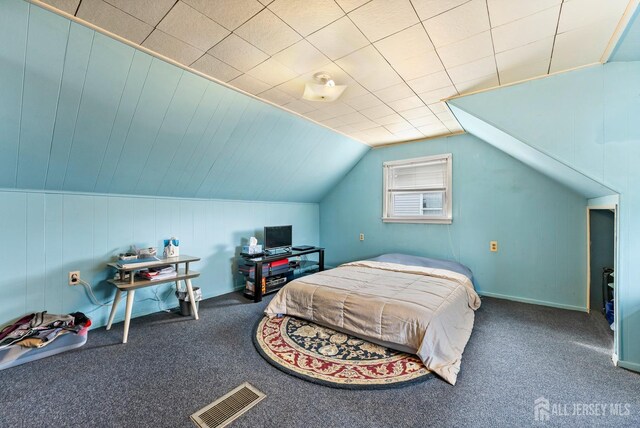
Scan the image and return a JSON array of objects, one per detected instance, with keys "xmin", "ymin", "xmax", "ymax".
[{"xmin": 190, "ymin": 382, "xmax": 266, "ymax": 428}]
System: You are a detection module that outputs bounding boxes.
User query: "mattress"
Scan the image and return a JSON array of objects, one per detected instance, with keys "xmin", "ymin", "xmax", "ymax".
[{"xmin": 264, "ymin": 257, "xmax": 481, "ymax": 385}]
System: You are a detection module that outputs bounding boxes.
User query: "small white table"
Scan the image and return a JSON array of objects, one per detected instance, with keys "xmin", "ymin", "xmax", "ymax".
[{"xmin": 106, "ymin": 255, "xmax": 200, "ymax": 343}]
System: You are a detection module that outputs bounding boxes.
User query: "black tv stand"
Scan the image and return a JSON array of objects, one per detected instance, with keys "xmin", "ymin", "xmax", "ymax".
[{"xmin": 239, "ymin": 247, "xmax": 324, "ymax": 302}]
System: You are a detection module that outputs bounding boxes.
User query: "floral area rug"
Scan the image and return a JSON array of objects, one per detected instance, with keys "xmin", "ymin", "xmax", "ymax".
[{"xmin": 253, "ymin": 315, "xmax": 432, "ymax": 389}]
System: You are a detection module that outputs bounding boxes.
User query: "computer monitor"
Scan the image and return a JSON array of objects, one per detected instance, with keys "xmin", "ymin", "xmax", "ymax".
[{"xmin": 264, "ymin": 225, "xmax": 292, "ymax": 252}]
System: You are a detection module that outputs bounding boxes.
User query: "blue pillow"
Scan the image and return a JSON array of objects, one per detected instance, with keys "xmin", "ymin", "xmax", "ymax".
[{"xmin": 366, "ymin": 253, "xmax": 474, "ymax": 283}]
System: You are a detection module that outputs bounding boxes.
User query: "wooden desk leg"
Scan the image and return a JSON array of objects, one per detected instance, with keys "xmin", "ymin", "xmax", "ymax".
[
  {"xmin": 185, "ymin": 278, "xmax": 199, "ymax": 320},
  {"xmin": 122, "ymin": 290, "xmax": 135, "ymax": 344},
  {"xmin": 106, "ymin": 289, "xmax": 122, "ymax": 330}
]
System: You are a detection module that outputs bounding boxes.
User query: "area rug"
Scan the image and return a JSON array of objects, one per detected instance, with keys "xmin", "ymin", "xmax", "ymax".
[{"xmin": 253, "ymin": 315, "xmax": 432, "ymax": 389}]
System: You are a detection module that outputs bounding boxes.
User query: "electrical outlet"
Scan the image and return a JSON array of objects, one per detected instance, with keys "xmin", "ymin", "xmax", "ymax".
[
  {"xmin": 490, "ymin": 241, "xmax": 498, "ymax": 252},
  {"xmin": 359, "ymin": 233, "xmax": 365, "ymax": 241},
  {"xmin": 69, "ymin": 271, "xmax": 80, "ymax": 285}
]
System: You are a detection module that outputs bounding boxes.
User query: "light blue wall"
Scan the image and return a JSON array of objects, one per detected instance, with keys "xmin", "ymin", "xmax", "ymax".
[
  {"xmin": 0, "ymin": 189, "xmax": 319, "ymax": 329},
  {"xmin": 0, "ymin": 0, "xmax": 369, "ymax": 203},
  {"xmin": 450, "ymin": 62, "xmax": 640, "ymax": 371},
  {"xmin": 610, "ymin": 6, "xmax": 640, "ymax": 62},
  {"xmin": 320, "ymin": 133, "xmax": 588, "ymax": 311}
]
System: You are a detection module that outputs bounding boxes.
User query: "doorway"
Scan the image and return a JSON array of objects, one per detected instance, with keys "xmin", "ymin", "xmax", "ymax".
[{"xmin": 587, "ymin": 205, "xmax": 617, "ymax": 360}]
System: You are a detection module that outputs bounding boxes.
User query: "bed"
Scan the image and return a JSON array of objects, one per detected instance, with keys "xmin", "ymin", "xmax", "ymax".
[{"xmin": 264, "ymin": 253, "xmax": 481, "ymax": 385}]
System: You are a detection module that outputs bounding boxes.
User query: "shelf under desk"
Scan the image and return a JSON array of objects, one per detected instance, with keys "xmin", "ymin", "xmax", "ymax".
[{"xmin": 108, "ymin": 270, "xmax": 200, "ymax": 291}]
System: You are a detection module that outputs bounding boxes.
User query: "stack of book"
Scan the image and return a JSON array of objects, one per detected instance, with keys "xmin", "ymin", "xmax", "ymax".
[{"xmin": 137, "ymin": 265, "xmax": 177, "ymax": 281}]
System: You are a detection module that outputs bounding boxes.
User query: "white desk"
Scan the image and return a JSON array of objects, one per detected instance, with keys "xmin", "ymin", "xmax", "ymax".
[{"xmin": 106, "ymin": 255, "xmax": 200, "ymax": 343}]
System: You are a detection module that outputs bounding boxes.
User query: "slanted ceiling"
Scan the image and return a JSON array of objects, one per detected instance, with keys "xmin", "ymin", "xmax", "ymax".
[
  {"xmin": 0, "ymin": 0, "xmax": 368, "ymax": 202},
  {"xmin": 610, "ymin": 3, "xmax": 640, "ymax": 61},
  {"xmin": 34, "ymin": 0, "xmax": 633, "ymax": 146}
]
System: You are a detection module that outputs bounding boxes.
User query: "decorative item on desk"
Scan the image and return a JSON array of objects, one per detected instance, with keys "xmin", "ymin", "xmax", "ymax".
[
  {"xmin": 137, "ymin": 247, "xmax": 157, "ymax": 258},
  {"xmin": 242, "ymin": 236, "xmax": 262, "ymax": 255},
  {"xmin": 163, "ymin": 237, "xmax": 179, "ymax": 258}
]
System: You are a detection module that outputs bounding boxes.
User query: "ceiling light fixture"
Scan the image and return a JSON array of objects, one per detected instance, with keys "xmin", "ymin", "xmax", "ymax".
[{"xmin": 302, "ymin": 72, "xmax": 347, "ymax": 102}]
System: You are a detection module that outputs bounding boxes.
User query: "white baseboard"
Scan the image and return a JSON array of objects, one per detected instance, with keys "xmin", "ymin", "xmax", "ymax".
[{"xmin": 477, "ymin": 291, "xmax": 587, "ymax": 312}]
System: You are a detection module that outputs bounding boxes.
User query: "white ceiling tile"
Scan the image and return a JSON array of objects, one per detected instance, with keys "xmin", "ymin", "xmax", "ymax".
[
  {"xmin": 418, "ymin": 123, "xmax": 449, "ymax": 137},
  {"xmin": 360, "ymin": 104, "xmax": 395, "ymax": 120},
  {"xmin": 350, "ymin": 119, "xmax": 380, "ymax": 131},
  {"xmin": 340, "ymin": 111, "xmax": 369, "ymax": 125},
  {"xmin": 41, "ymin": 0, "xmax": 81, "ymax": 15},
  {"xmin": 283, "ymin": 100, "xmax": 316, "ymax": 114},
  {"xmin": 335, "ymin": 124, "xmax": 359, "ymax": 133},
  {"xmin": 487, "ymin": 0, "xmax": 561, "ymax": 28},
  {"xmin": 427, "ymin": 102, "xmax": 449, "ymax": 114},
  {"xmin": 447, "ymin": 55, "xmax": 496, "ymax": 84},
  {"xmin": 306, "ymin": 17, "xmax": 370, "ymax": 60},
  {"xmin": 335, "ymin": 0, "xmax": 370, "ymax": 13},
  {"xmin": 229, "ymin": 73, "xmax": 272, "ymax": 94},
  {"xmin": 321, "ymin": 117, "xmax": 347, "ymax": 127},
  {"xmin": 348, "ymin": 0, "xmax": 420, "ymax": 42},
  {"xmin": 408, "ymin": 114, "xmax": 440, "ymax": 127},
  {"xmin": 550, "ymin": 18, "xmax": 618, "ymax": 73},
  {"xmin": 400, "ymin": 106, "xmax": 432, "ymax": 120},
  {"xmin": 495, "ymin": 37, "xmax": 553, "ymax": 84},
  {"xmin": 411, "ymin": 0, "xmax": 469, "ymax": 21},
  {"xmin": 158, "ymin": 2, "xmax": 230, "ymax": 51},
  {"xmin": 444, "ymin": 120, "xmax": 464, "ymax": 132},
  {"xmin": 104, "ymin": 0, "xmax": 176, "ymax": 26},
  {"xmin": 235, "ymin": 9, "xmax": 302, "ymax": 55},
  {"xmin": 374, "ymin": 83, "xmax": 415, "ymax": 103},
  {"xmin": 435, "ymin": 110, "xmax": 456, "ymax": 122},
  {"xmin": 374, "ymin": 24, "xmax": 443, "ymax": 80},
  {"xmin": 454, "ymin": 72, "xmax": 499, "ymax": 93},
  {"xmin": 344, "ymin": 93, "xmax": 382, "ymax": 110},
  {"xmin": 376, "ymin": 113, "xmax": 406, "ymax": 125},
  {"xmin": 417, "ymin": 85, "xmax": 458, "ymax": 104},
  {"xmin": 558, "ymin": 0, "xmax": 628, "ymax": 33},
  {"xmin": 318, "ymin": 102, "xmax": 357, "ymax": 117},
  {"xmin": 335, "ymin": 45, "xmax": 403, "ymax": 92},
  {"xmin": 338, "ymin": 81, "xmax": 369, "ymax": 100},
  {"xmin": 182, "ymin": 0, "xmax": 264, "ymax": 31},
  {"xmin": 387, "ymin": 96, "xmax": 424, "ymax": 112},
  {"xmin": 407, "ymin": 70, "xmax": 453, "ymax": 93},
  {"xmin": 276, "ymin": 75, "xmax": 308, "ymax": 97},
  {"xmin": 305, "ymin": 109, "xmax": 336, "ymax": 121},
  {"xmin": 269, "ymin": 0, "xmax": 344, "ymax": 36},
  {"xmin": 362, "ymin": 126, "xmax": 394, "ymax": 139},
  {"xmin": 272, "ymin": 40, "xmax": 331, "ymax": 74},
  {"xmin": 191, "ymin": 54, "xmax": 242, "ymax": 82},
  {"xmin": 424, "ymin": 0, "xmax": 490, "ymax": 48},
  {"xmin": 258, "ymin": 0, "xmax": 274, "ymax": 5},
  {"xmin": 259, "ymin": 87, "xmax": 296, "ymax": 105},
  {"xmin": 419, "ymin": 125, "xmax": 451, "ymax": 138},
  {"xmin": 437, "ymin": 31, "xmax": 494, "ymax": 69},
  {"xmin": 208, "ymin": 34, "xmax": 269, "ymax": 72},
  {"xmin": 491, "ymin": 5, "xmax": 560, "ymax": 53},
  {"xmin": 246, "ymin": 58, "xmax": 298, "ymax": 86},
  {"xmin": 385, "ymin": 121, "xmax": 414, "ymax": 133},
  {"xmin": 142, "ymin": 30, "xmax": 204, "ymax": 65},
  {"xmin": 389, "ymin": 128, "xmax": 425, "ymax": 141},
  {"xmin": 77, "ymin": 0, "xmax": 153, "ymax": 44}
]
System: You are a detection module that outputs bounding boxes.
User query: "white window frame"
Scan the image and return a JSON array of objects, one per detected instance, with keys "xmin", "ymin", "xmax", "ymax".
[{"xmin": 382, "ymin": 153, "xmax": 452, "ymax": 224}]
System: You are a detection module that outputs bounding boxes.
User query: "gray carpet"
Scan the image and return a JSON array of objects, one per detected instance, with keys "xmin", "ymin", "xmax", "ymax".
[{"xmin": 0, "ymin": 293, "xmax": 638, "ymax": 427}]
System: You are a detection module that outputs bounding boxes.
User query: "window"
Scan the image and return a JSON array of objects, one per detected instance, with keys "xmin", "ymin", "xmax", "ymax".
[{"xmin": 383, "ymin": 154, "xmax": 452, "ymax": 223}]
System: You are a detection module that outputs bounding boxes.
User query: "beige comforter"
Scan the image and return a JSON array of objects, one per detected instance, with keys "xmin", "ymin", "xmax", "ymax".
[{"xmin": 264, "ymin": 260, "xmax": 481, "ymax": 385}]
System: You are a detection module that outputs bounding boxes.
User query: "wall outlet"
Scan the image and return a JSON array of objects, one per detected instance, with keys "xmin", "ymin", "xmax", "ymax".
[
  {"xmin": 359, "ymin": 233, "xmax": 365, "ymax": 241},
  {"xmin": 69, "ymin": 271, "xmax": 80, "ymax": 285},
  {"xmin": 490, "ymin": 241, "xmax": 498, "ymax": 252}
]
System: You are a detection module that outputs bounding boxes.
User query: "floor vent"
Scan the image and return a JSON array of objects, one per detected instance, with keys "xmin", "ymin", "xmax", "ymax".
[{"xmin": 190, "ymin": 382, "xmax": 266, "ymax": 428}]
